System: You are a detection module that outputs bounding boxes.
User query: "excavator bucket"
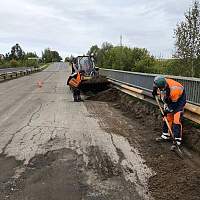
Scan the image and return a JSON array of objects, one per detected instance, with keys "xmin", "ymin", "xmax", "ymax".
[
  {"xmin": 74, "ymin": 56, "xmax": 109, "ymax": 93},
  {"xmin": 80, "ymin": 76, "xmax": 109, "ymax": 93}
]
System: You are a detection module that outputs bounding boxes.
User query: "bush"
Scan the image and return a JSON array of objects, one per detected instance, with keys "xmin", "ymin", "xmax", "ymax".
[
  {"xmin": 26, "ymin": 59, "xmax": 38, "ymax": 67},
  {"xmin": 10, "ymin": 59, "xmax": 19, "ymax": 67}
]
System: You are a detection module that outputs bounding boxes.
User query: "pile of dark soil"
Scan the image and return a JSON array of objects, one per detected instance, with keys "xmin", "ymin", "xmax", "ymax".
[
  {"xmin": 80, "ymin": 76, "xmax": 110, "ymax": 93},
  {"xmin": 86, "ymin": 88, "xmax": 119, "ymax": 102}
]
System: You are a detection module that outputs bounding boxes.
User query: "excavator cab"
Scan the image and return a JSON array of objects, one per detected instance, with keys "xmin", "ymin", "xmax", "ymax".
[
  {"xmin": 69, "ymin": 55, "xmax": 108, "ymax": 93},
  {"xmin": 76, "ymin": 56, "xmax": 99, "ymax": 80}
]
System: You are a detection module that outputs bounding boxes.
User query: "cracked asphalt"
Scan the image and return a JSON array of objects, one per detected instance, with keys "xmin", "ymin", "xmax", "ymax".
[{"xmin": 0, "ymin": 63, "xmax": 154, "ymax": 200}]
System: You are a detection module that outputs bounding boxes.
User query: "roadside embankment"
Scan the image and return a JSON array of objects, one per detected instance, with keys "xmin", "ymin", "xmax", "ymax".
[{"xmin": 87, "ymin": 88, "xmax": 200, "ymax": 154}]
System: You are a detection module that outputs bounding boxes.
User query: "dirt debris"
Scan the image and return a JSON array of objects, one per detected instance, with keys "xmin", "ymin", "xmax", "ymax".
[
  {"xmin": 85, "ymin": 88, "xmax": 200, "ymax": 200},
  {"xmin": 87, "ymin": 146, "xmax": 122, "ymax": 179},
  {"xmin": 80, "ymin": 76, "xmax": 110, "ymax": 93}
]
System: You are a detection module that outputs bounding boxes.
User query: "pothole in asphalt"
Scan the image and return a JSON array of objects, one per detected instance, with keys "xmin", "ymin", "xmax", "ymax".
[
  {"xmin": 0, "ymin": 149, "xmax": 87, "ymax": 200},
  {"xmin": 0, "ymin": 148, "xmax": 144, "ymax": 200}
]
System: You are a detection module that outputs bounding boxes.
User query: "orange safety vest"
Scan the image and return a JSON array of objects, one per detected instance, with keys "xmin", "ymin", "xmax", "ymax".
[
  {"xmin": 68, "ymin": 72, "xmax": 81, "ymax": 88},
  {"xmin": 165, "ymin": 79, "xmax": 184, "ymax": 102}
]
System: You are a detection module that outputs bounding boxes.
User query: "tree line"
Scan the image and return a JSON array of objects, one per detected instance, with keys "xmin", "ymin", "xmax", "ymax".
[
  {"xmin": 86, "ymin": 1, "xmax": 200, "ymax": 78},
  {"xmin": 0, "ymin": 44, "xmax": 62, "ymax": 68}
]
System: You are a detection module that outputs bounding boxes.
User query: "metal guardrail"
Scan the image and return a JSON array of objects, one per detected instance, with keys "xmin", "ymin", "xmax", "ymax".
[
  {"xmin": 100, "ymin": 68, "xmax": 200, "ymax": 106},
  {"xmin": 0, "ymin": 65, "xmax": 47, "ymax": 81},
  {"xmin": 109, "ymin": 79, "xmax": 200, "ymax": 124},
  {"xmin": 0, "ymin": 68, "xmax": 35, "ymax": 80}
]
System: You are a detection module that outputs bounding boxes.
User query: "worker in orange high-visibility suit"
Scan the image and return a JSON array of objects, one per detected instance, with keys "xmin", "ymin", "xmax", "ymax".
[
  {"xmin": 67, "ymin": 72, "xmax": 83, "ymax": 102},
  {"xmin": 152, "ymin": 76, "xmax": 186, "ymax": 146}
]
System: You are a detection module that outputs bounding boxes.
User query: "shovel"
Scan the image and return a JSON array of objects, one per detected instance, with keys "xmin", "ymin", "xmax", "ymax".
[{"xmin": 155, "ymin": 96, "xmax": 183, "ymax": 158}]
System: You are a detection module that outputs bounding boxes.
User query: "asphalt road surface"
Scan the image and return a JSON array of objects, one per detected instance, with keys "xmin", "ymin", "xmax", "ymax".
[
  {"xmin": 1, "ymin": 62, "xmax": 200, "ymax": 200},
  {"xmin": 0, "ymin": 63, "xmax": 155, "ymax": 200}
]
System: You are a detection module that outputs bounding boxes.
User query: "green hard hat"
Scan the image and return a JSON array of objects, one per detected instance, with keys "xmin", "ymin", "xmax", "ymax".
[{"xmin": 154, "ymin": 76, "xmax": 167, "ymax": 89}]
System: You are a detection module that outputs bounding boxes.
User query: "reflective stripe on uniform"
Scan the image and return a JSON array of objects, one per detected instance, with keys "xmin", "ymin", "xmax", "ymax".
[
  {"xmin": 69, "ymin": 79, "xmax": 79, "ymax": 88},
  {"xmin": 175, "ymin": 137, "xmax": 182, "ymax": 141},
  {"xmin": 170, "ymin": 85, "xmax": 184, "ymax": 91}
]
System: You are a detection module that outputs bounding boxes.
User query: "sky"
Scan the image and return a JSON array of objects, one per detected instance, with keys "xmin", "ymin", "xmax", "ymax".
[{"xmin": 0, "ymin": 0, "xmax": 195, "ymax": 59}]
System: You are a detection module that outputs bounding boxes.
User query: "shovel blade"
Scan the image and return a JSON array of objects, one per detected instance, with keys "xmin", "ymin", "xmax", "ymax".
[{"xmin": 170, "ymin": 145, "xmax": 184, "ymax": 159}]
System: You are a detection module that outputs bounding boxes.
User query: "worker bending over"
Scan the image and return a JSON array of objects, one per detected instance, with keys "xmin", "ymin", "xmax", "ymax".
[
  {"xmin": 67, "ymin": 71, "xmax": 83, "ymax": 102},
  {"xmin": 152, "ymin": 76, "xmax": 186, "ymax": 146}
]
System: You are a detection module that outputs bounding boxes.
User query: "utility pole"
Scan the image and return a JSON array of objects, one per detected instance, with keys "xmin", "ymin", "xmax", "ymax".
[
  {"xmin": 120, "ymin": 35, "xmax": 123, "ymax": 68},
  {"xmin": 120, "ymin": 35, "xmax": 123, "ymax": 47}
]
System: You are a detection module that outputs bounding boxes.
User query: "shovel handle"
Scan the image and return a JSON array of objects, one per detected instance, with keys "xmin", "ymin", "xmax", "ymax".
[
  {"xmin": 155, "ymin": 96, "xmax": 175, "ymax": 140},
  {"xmin": 155, "ymin": 96, "xmax": 183, "ymax": 157}
]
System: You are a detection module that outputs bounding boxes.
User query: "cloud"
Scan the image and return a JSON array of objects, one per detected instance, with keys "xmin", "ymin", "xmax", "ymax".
[{"xmin": 0, "ymin": 0, "xmax": 193, "ymax": 58}]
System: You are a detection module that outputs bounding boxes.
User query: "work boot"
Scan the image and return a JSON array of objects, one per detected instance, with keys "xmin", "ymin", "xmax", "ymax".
[
  {"xmin": 74, "ymin": 96, "xmax": 78, "ymax": 102},
  {"xmin": 156, "ymin": 133, "xmax": 171, "ymax": 142},
  {"xmin": 175, "ymin": 138, "xmax": 182, "ymax": 146},
  {"xmin": 77, "ymin": 95, "xmax": 84, "ymax": 102}
]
